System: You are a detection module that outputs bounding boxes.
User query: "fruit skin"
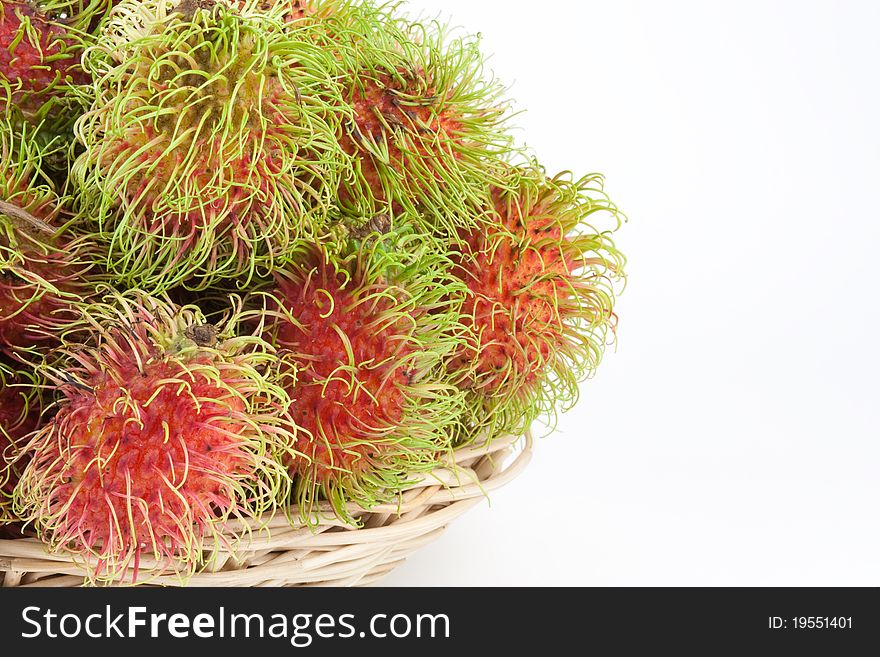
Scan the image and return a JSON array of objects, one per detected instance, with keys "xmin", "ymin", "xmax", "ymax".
[
  {"xmin": 261, "ymin": 232, "xmax": 465, "ymax": 521},
  {"xmin": 448, "ymin": 167, "xmax": 625, "ymax": 441},
  {"xmin": 311, "ymin": 1, "xmax": 514, "ymax": 232},
  {"xmin": 14, "ymin": 291, "xmax": 295, "ymax": 582},
  {"xmin": 73, "ymin": 0, "xmax": 349, "ymax": 292},
  {"xmin": 0, "ymin": 119, "xmax": 98, "ymax": 362},
  {"xmin": 0, "ymin": 0, "xmax": 89, "ymax": 125}
]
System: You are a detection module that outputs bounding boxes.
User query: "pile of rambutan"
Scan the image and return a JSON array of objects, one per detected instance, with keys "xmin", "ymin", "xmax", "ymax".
[{"xmin": 0, "ymin": 0, "xmax": 625, "ymax": 583}]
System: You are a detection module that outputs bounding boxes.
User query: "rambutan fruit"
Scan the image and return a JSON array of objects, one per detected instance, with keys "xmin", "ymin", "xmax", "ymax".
[
  {"xmin": 14, "ymin": 291, "xmax": 295, "ymax": 581},
  {"xmin": 0, "ymin": 0, "xmax": 89, "ymax": 124},
  {"xmin": 312, "ymin": 2, "xmax": 515, "ymax": 231},
  {"xmin": 0, "ymin": 360, "xmax": 40, "ymax": 537},
  {"xmin": 0, "ymin": 363, "xmax": 37, "ymax": 447},
  {"xmin": 37, "ymin": 0, "xmax": 117, "ymax": 32},
  {"xmin": 1, "ymin": 119, "xmax": 98, "ymax": 361},
  {"xmin": 261, "ymin": 233, "xmax": 465, "ymax": 520},
  {"xmin": 0, "ymin": 118, "xmax": 60, "ymax": 220},
  {"xmin": 73, "ymin": 0, "xmax": 349, "ymax": 291},
  {"xmin": 0, "ymin": 222, "xmax": 99, "ymax": 360},
  {"xmin": 448, "ymin": 167, "xmax": 626, "ymax": 440}
]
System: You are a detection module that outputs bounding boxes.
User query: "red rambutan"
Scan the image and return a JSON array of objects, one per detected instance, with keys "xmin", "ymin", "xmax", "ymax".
[
  {"xmin": 1, "ymin": 120, "xmax": 98, "ymax": 360},
  {"xmin": 0, "ymin": 218, "xmax": 98, "ymax": 358},
  {"xmin": 0, "ymin": 361, "xmax": 39, "ymax": 536},
  {"xmin": 448, "ymin": 168, "xmax": 625, "ymax": 439},
  {"xmin": 0, "ymin": 118, "xmax": 59, "ymax": 220},
  {"xmin": 0, "ymin": 367, "xmax": 36, "ymax": 444},
  {"xmin": 262, "ymin": 235, "xmax": 464, "ymax": 520},
  {"xmin": 315, "ymin": 3, "xmax": 513, "ymax": 231},
  {"xmin": 14, "ymin": 291, "xmax": 294, "ymax": 581}
]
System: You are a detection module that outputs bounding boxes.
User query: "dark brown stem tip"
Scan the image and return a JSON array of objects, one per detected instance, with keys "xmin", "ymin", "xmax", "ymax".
[
  {"xmin": 184, "ymin": 323, "xmax": 219, "ymax": 348},
  {"xmin": 350, "ymin": 214, "xmax": 392, "ymax": 240},
  {"xmin": 172, "ymin": 0, "xmax": 218, "ymax": 20}
]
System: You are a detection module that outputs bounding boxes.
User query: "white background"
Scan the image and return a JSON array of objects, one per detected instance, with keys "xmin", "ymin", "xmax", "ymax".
[{"xmin": 384, "ymin": 0, "xmax": 880, "ymax": 586}]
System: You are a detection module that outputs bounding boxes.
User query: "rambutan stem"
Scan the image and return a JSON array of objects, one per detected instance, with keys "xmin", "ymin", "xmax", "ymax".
[{"xmin": 0, "ymin": 199, "xmax": 55, "ymax": 235}]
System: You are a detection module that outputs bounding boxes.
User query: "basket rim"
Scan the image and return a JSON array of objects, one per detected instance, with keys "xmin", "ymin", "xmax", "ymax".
[{"xmin": 0, "ymin": 432, "xmax": 532, "ymax": 586}]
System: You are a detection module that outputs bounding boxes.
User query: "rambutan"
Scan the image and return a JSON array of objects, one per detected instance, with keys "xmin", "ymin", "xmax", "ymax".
[
  {"xmin": 14, "ymin": 291, "xmax": 295, "ymax": 581},
  {"xmin": 73, "ymin": 0, "xmax": 349, "ymax": 291},
  {"xmin": 0, "ymin": 364, "xmax": 37, "ymax": 446},
  {"xmin": 37, "ymin": 0, "xmax": 117, "ymax": 32},
  {"xmin": 0, "ymin": 118, "xmax": 60, "ymax": 220},
  {"xmin": 1, "ymin": 120, "xmax": 98, "ymax": 360},
  {"xmin": 0, "ymin": 360, "xmax": 39, "ymax": 536},
  {"xmin": 0, "ymin": 0, "xmax": 88, "ymax": 123},
  {"xmin": 262, "ymin": 233, "xmax": 464, "ymax": 520},
  {"xmin": 313, "ymin": 2, "xmax": 514, "ymax": 231},
  {"xmin": 448, "ymin": 167, "xmax": 625, "ymax": 439}
]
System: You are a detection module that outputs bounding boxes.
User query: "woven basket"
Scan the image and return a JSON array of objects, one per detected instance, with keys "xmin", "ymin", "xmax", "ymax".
[{"xmin": 0, "ymin": 433, "xmax": 531, "ymax": 587}]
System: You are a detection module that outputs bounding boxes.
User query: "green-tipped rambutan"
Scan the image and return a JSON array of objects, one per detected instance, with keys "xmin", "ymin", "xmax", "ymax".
[
  {"xmin": 1, "ymin": 120, "xmax": 99, "ymax": 360},
  {"xmin": 312, "ymin": 1, "xmax": 514, "ymax": 231},
  {"xmin": 73, "ymin": 0, "xmax": 349, "ymax": 291},
  {"xmin": 448, "ymin": 167, "xmax": 625, "ymax": 440},
  {"xmin": 14, "ymin": 291, "xmax": 295, "ymax": 581},
  {"xmin": 0, "ymin": 0, "xmax": 89, "ymax": 124},
  {"xmin": 261, "ymin": 232, "xmax": 465, "ymax": 521}
]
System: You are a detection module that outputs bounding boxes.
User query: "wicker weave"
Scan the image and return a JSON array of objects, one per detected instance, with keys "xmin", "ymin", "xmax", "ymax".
[{"xmin": 0, "ymin": 433, "xmax": 530, "ymax": 587}]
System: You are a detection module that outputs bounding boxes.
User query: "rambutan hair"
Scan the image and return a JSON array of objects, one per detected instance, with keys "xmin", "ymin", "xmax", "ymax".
[
  {"xmin": 448, "ymin": 166, "xmax": 626, "ymax": 440},
  {"xmin": 14, "ymin": 290, "xmax": 296, "ymax": 582},
  {"xmin": 261, "ymin": 231, "xmax": 465, "ymax": 522},
  {"xmin": 283, "ymin": 0, "xmax": 335, "ymax": 21},
  {"xmin": 311, "ymin": 1, "xmax": 515, "ymax": 231},
  {"xmin": 0, "ymin": 360, "xmax": 36, "ymax": 445},
  {"xmin": 1, "ymin": 120, "xmax": 100, "ymax": 361},
  {"xmin": 72, "ymin": 0, "xmax": 351, "ymax": 291},
  {"xmin": 0, "ymin": 0, "xmax": 89, "ymax": 125},
  {"xmin": 251, "ymin": 0, "xmax": 337, "ymax": 23},
  {"xmin": 0, "ymin": 360, "xmax": 40, "ymax": 534},
  {"xmin": 36, "ymin": 0, "xmax": 117, "ymax": 31},
  {"xmin": 0, "ymin": 118, "xmax": 63, "ymax": 221}
]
